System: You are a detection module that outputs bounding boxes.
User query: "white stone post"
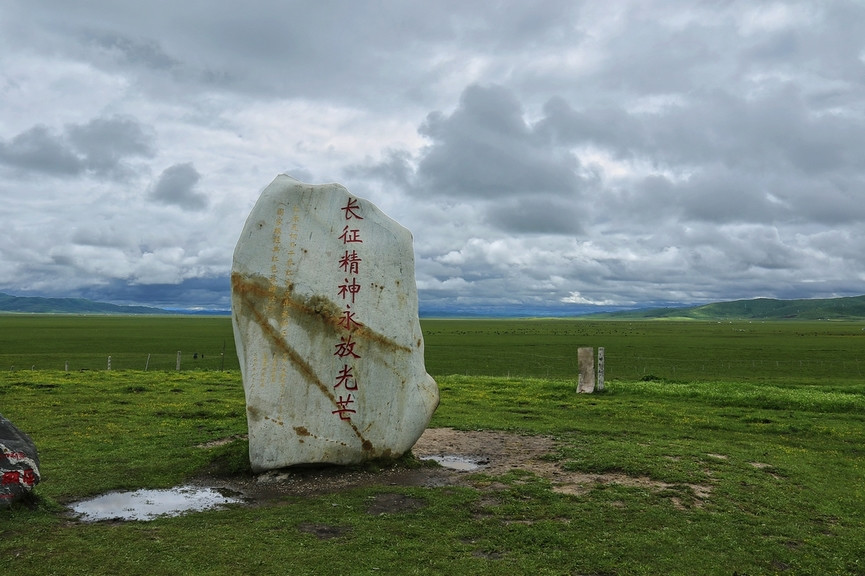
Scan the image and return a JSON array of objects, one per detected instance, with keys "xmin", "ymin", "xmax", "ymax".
[
  {"xmin": 176, "ymin": 351, "xmax": 181, "ymax": 371},
  {"xmin": 597, "ymin": 347, "xmax": 605, "ymax": 391}
]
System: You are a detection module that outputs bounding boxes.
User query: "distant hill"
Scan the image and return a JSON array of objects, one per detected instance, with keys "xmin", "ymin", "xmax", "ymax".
[
  {"xmin": 4, "ymin": 291, "xmax": 865, "ymax": 320},
  {"xmin": 587, "ymin": 295, "xmax": 865, "ymax": 321},
  {"xmin": 0, "ymin": 292, "xmax": 173, "ymax": 315}
]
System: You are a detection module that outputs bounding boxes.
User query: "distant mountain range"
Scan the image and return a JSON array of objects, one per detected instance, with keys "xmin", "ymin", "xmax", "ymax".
[
  {"xmin": 0, "ymin": 292, "xmax": 230, "ymax": 315},
  {"xmin": 2, "ymin": 291, "xmax": 865, "ymax": 320},
  {"xmin": 0, "ymin": 292, "xmax": 176, "ymax": 314},
  {"xmin": 585, "ymin": 294, "xmax": 865, "ymax": 321}
]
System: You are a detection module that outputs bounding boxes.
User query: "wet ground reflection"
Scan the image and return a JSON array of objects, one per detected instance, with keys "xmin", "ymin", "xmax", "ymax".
[
  {"xmin": 419, "ymin": 454, "xmax": 488, "ymax": 471},
  {"xmin": 70, "ymin": 485, "xmax": 242, "ymax": 522}
]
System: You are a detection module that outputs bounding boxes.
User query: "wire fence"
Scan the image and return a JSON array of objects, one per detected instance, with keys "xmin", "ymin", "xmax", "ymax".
[
  {"xmin": 6, "ymin": 346, "xmax": 864, "ymax": 382},
  {"xmin": 6, "ymin": 350, "xmax": 237, "ymax": 373}
]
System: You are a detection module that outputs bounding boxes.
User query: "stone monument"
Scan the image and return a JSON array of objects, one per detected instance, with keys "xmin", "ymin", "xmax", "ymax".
[
  {"xmin": 231, "ymin": 175, "xmax": 439, "ymax": 472},
  {"xmin": 577, "ymin": 347, "xmax": 595, "ymax": 393},
  {"xmin": 1, "ymin": 414, "xmax": 41, "ymax": 505}
]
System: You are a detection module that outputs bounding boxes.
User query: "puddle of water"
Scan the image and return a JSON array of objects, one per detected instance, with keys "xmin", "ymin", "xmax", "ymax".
[
  {"xmin": 70, "ymin": 485, "xmax": 242, "ymax": 522},
  {"xmin": 420, "ymin": 455, "xmax": 487, "ymax": 471}
]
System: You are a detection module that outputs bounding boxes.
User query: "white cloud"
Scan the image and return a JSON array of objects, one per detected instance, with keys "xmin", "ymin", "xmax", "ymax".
[
  {"xmin": 737, "ymin": 3, "xmax": 816, "ymax": 36},
  {"xmin": 561, "ymin": 292, "xmax": 621, "ymax": 306},
  {"xmin": 1, "ymin": 0, "xmax": 864, "ymax": 311}
]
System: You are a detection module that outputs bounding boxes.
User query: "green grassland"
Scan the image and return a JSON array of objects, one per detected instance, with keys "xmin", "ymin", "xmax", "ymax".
[
  {"xmin": 0, "ymin": 315, "xmax": 237, "ymax": 372},
  {"xmin": 3, "ymin": 315, "xmax": 865, "ymax": 384},
  {"xmin": 422, "ymin": 318, "xmax": 865, "ymax": 384},
  {"xmin": 2, "ymin": 315, "xmax": 865, "ymax": 575}
]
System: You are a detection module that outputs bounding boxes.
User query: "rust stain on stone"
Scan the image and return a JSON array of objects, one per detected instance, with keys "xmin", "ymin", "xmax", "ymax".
[
  {"xmin": 294, "ymin": 426, "xmax": 310, "ymax": 437},
  {"xmin": 233, "ymin": 273, "xmax": 409, "ymax": 354},
  {"xmin": 233, "ymin": 273, "xmax": 412, "ymax": 356},
  {"xmin": 246, "ymin": 404, "xmax": 263, "ymax": 422},
  {"xmin": 233, "ymin": 272, "xmax": 381, "ymax": 447},
  {"xmin": 355, "ymin": 322, "xmax": 411, "ymax": 354}
]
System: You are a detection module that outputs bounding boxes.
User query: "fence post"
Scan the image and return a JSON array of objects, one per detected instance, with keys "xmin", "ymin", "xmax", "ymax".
[
  {"xmin": 597, "ymin": 347, "xmax": 605, "ymax": 391},
  {"xmin": 176, "ymin": 351, "xmax": 182, "ymax": 371},
  {"xmin": 577, "ymin": 347, "xmax": 595, "ymax": 393},
  {"xmin": 145, "ymin": 353, "xmax": 151, "ymax": 371}
]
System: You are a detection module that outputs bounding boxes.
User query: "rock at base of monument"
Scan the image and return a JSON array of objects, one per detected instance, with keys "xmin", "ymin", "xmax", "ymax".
[
  {"xmin": 1, "ymin": 414, "xmax": 41, "ymax": 506},
  {"xmin": 232, "ymin": 175, "xmax": 439, "ymax": 472}
]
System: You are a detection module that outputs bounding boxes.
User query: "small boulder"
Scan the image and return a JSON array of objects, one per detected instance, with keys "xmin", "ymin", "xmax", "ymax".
[{"xmin": 1, "ymin": 414, "xmax": 41, "ymax": 505}]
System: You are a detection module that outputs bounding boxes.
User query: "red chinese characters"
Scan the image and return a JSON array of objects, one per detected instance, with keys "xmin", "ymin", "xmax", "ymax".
[
  {"xmin": 334, "ymin": 364, "xmax": 358, "ymax": 390},
  {"xmin": 338, "ymin": 250, "xmax": 362, "ymax": 275},
  {"xmin": 333, "ymin": 334, "xmax": 361, "ymax": 359},
  {"xmin": 333, "ymin": 394, "xmax": 356, "ymax": 420},
  {"xmin": 338, "ymin": 277, "xmax": 361, "ymax": 303},
  {"xmin": 341, "ymin": 197, "xmax": 364, "ymax": 221},
  {"xmin": 332, "ymin": 196, "xmax": 365, "ymax": 420},
  {"xmin": 1, "ymin": 469, "xmax": 36, "ymax": 487}
]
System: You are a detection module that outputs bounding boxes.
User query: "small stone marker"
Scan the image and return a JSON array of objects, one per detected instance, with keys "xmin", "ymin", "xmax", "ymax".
[
  {"xmin": 577, "ymin": 347, "xmax": 595, "ymax": 393},
  {"xmin": 597, "ymin": 347, "xmax": 605, "ymax": 391},
  {"xmin": 0, "ymin": 414, "xmax": 41, "ymax": 505},
  {"xmin": 232, "ymin": 175, "xmax": 439, "ymax": 471}
]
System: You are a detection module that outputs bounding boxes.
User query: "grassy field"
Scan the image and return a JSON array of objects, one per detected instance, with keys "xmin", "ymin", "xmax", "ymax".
[
  {"xmin": 2, "ymin": 315, "xmax": 865, "ymax": 575},
  {"xmin": 422, "ymin": 318, "xmax": 865, "ymax": 383},
  {"xmin": 3, "ymin": 315, "xmax": 865, "ymax": 383},
  {"xmin": 0, "ymin": 315, "xmax": 237, "ymax": 372}
]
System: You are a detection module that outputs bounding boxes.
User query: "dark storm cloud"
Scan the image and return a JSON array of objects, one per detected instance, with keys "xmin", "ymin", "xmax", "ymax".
[
  {"xmin": 149, "ymin": 163, "xmax": 208, "ymax": 210},
  {"xmin": 78, "ymin": 29, "xmax": 238, "ymax": 92},
  {"xmin": 13, "ymin": 1, "xmax": 470, "ymax": 104},
  {"xmin": 536, "ymin": 97, "xmax": 639, "ymax": 151},
  {"xmin": 0, "ymin": 116, "xmax": 155, "ymax": 178},
  {"xmin": 85, "ymin": 31, "xmax": 179, "ymax": 71},
  {"xmin": 352, "ymin": 84, "xmax": 591, "ymax": 235},
  {"xmin": 631, "ymin": 168, "xmax": 781, "ymax": 225},
  {"xmin": 536, "ymin": 82, "xmax": 865, "ymax": 229},
  {"xmin": 485, "ymin": 196, "xmax": 583, "ymax": 235},
  {"xmin": 67, "ymin": 116, "xmax": 157, "ymax": 176},
  {"xmin": 43, "ymin": 0, "xmax": 584, "ymax": 106},
  {"xmin": 0, "ymin": 125, "xmax": 84, "ymax": 175},
  {"xmin": 539, "ymin": 85, "xmax": 865, "ymax": 177},
  {"xmin": 415, "ymin": 84, "xmax": 583, "ymax": 199},
  {"xmin": 345, "ymin": 150, "xmax": 414, "ymax": 191}
]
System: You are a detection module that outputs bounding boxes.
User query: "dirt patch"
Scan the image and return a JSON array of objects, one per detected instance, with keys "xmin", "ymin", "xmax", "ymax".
[
  {"xmin": 366, "ymin": 493, "xmax": 426, "ymax": 515},
  {"xmin": 549, "ymin": 471, "xmax": 712, "ymax": 506},
  {"xmin": 297, "ymin": 523, "xmax": 351, "ymax": 540},
  {"xmin": 201, "ymin": 428, "xmax": 712, "ymax": 508},
  {"xmin": 196, "ymin": 434, "xmax": 247, "ymax": 449},
  {"xmin": 750, "ymin": 461, "xmax": 783, "ymax": 480},
  {"xmin": 411, "ymin": 427, "xmax": 555, "ymax": 475}
]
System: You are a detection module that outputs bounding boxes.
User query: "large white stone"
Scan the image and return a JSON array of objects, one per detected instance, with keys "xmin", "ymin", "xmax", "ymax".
[{"xmin": 231, "ymin": 175, "xmax": 439, "ymax": 471}]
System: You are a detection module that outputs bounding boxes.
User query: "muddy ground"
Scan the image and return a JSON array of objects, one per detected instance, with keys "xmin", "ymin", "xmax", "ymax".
[{"xmin": 205, "ymin": 428, "xmax": 713, "ymax": 513}]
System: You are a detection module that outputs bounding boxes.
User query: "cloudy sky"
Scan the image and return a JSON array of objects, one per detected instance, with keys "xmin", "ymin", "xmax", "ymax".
[{"xmin": 2, "ymin": 1, "xmax": 864, "ymax": 314}]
